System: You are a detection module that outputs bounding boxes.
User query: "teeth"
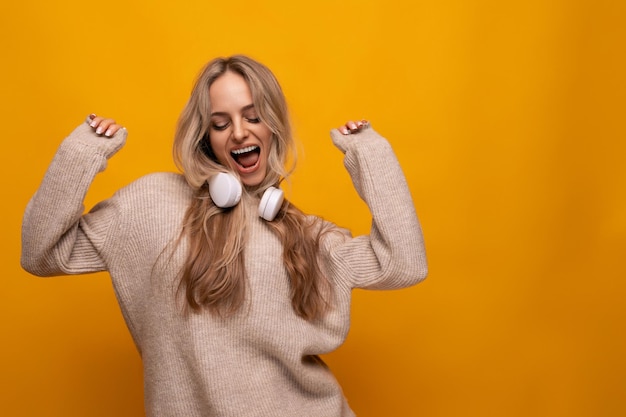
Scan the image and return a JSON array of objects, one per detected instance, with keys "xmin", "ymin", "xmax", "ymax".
[{"xmin": 231, "ymin": 145, "xmax": 259, "ymax": 155}]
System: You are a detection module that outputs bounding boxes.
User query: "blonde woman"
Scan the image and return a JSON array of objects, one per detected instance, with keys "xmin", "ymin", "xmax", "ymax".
[{"xmin": 21, "ymin": 55, "xmax": 427, "ymax": 416}]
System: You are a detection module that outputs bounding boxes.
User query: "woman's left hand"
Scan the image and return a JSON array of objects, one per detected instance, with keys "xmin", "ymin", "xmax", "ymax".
[{"xmin": 338, "ymin": 120, "xmax": 369, "ymax": 135}]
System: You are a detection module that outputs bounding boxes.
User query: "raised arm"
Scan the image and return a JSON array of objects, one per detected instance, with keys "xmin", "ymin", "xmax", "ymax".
[
  {"xmin": 321, "ymin": 121, "xmax": 428, "ymax": 290},
  {"xmin": 21, "ymin": 115, "xmax": 126, "ymax": 276}
]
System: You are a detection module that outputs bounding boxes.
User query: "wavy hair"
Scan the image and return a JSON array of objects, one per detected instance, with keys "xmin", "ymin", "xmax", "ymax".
[{"xmin": 172, "ymin": 55, "xmax": 331, "ymax": 320}]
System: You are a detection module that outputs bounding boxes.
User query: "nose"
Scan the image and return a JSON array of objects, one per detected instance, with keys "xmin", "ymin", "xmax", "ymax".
[{"xmin": 231, "ymin": 118, "xmax": 249, "ymax": 142}]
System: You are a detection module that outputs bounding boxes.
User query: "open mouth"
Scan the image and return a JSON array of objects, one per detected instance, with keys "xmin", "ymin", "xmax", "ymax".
[{"xmin": 231, "ymin": 145, "xmax": 260, "ymax": 169}]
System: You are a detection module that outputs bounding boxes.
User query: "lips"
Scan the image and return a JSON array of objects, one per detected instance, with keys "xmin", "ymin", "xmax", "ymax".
[{"xmin": 231, "ymin": 145, "xmax": 260, "ymax": 169}]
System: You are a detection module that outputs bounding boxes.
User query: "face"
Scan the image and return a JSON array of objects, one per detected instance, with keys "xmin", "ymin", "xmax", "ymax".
[{"xmin": 207, "ymin": 71, "xmax": 273, "ymax": 187}]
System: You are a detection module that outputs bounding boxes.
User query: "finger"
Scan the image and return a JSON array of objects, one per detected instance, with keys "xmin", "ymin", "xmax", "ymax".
[
  {"xmin": 94, "ymin": 118, "xmax": 117, "ymax": 135},
  {"xmin": 339, "ymin": 119, "xmax": 369, "ymax": 135},
  {"xmin": 89, "ymin": 115, "xmax": 104, "ymax": 128},
  {"xmin": 87, "ymin": 115, "xmax": 124, "ymax": 137},
  {"xmin": 104, "ymin": 124, "xmax": 124, "ymax": 137},
  {"xmin": 339, "ymin": 124, "xmax": 351, "ymax": 135}
]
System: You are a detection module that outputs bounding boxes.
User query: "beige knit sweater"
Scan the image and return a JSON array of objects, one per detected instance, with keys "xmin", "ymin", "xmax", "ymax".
[{"xmin": 21, "ymin": 120, "xmax": 427, "ymax": 416}]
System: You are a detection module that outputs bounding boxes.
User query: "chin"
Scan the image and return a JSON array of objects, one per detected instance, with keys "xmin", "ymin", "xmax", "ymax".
[{"xmin": 241, "ymin": 173, "xmax": 266, "ymax": 188}]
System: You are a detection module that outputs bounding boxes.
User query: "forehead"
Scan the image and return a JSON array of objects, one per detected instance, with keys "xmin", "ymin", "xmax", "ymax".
[{"xmin": 209, "ymin": 71, "xmax": 253, "ymax": 111}]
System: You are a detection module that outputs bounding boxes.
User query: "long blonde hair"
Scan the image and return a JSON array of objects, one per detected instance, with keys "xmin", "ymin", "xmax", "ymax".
[{"xmin": 173, "ymin": 55, "xmax": 331, "ymax": 320}]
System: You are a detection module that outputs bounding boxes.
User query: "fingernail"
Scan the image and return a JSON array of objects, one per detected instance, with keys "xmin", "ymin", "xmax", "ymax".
[
  {"xmin": 342, "ymin": 128, "xmax": 350, "ymax": 135},
  {"xmin": 104, "ymin": 129, "xmax": 113, "ymax": 137},
  {"xmin": 96, "ymin": 127, "xmax": 103, "ymax": 134},
  {"xmin": 90, "ymin": 121, "xmax": 97, "ymax": 127}
]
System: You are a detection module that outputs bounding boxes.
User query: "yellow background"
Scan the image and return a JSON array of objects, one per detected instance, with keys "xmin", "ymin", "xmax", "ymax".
[{"xmin": 2, "ymin": 0, "xmax": 625, "ymax": 416}]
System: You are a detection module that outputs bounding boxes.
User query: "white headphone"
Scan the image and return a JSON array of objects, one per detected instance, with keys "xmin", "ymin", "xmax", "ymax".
[{"xmin": 208, "ymin": 172, "xmax": 284, "ymax": 221}]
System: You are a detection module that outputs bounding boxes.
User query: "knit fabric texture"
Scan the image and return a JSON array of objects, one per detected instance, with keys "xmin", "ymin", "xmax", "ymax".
[{"xmin": 21, "ymin": 121, "xmax": 428, "ymax": 416}]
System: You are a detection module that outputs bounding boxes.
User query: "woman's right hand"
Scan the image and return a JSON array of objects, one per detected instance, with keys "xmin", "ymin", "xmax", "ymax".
[
  {"xmin": 87, "ymin": 114, "xmax": 124, "ymax": 137},
  {"xmin": 337, "ymin": 119, "xmax": 369, "ymax": 135}
]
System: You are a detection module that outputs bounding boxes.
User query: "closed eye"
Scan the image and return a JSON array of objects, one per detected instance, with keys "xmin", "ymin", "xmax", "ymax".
[{"xmin": 211, "ymin": 122, "xmax": 230, "ymax": 131}]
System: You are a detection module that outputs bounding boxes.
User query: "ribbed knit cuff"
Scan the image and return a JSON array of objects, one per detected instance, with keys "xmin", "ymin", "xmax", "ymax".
[{"xmin": 66, "ymin": 119, "xmax": 128, "ymax": 160}]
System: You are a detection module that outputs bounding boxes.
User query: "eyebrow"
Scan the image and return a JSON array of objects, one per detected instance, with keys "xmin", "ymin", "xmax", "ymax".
[{"xmin": 210, "ymin": 104, "xmax": 255, "ymax": 117}]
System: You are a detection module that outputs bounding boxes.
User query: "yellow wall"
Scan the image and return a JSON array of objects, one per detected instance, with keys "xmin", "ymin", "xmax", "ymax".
[{"xmin": 2, "ymin": 0, "xmax": 625, "ymax": 416}]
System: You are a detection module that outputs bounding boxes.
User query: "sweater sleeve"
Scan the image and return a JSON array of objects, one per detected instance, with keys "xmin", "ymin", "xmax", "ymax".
[
  {"xmin": 321, "ymin": 125, "xmax": 428, "ymax": 290},
  {"xmin": 21, "ymin": 121, "xmax": 127, "ymax": 276}
]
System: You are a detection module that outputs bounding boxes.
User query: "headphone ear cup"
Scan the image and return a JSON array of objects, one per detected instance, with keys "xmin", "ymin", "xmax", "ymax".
[
  {"xmin": 258, "ymin": 187, "xmax": 284, "ymax": 221},
  {"xmin": 209, "ymin": 173, "xmax": 242, "ymax": 208}
]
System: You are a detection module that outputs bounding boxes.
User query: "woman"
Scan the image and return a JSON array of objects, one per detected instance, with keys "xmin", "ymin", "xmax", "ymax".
[{"xmin": 21, "ymin": 55, "xmax": 427, "ymax": 416}]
